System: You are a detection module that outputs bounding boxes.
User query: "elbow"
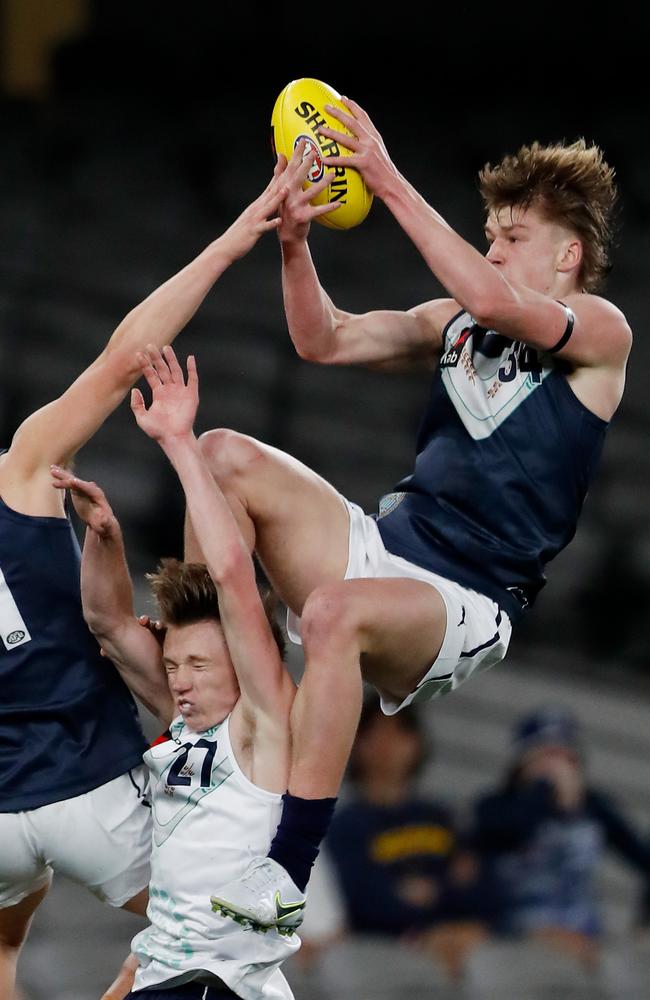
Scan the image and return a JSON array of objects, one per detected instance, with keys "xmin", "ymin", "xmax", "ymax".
[
  {"xmin": 209, "ymin": 542, "xmax": 250, "ymax": 588},
  {"xmin": 101, "ymin": 339, "xmax": 143, "ymax": 386},
  {"xmin": 470, "ymin": 295, "xmax": 505, "ymax": 330},
  {"xmin": 291, "ymin": 334, "xmax": 331, "ymax": 365},
  {"xmin": 295, "ymin": 347, "xmax": 330, "ymax": 365},
  {"xmin": 84, "ymin": 611, "xmax": 111, "ymax": 644},
  {"xmin": 82, "ymin": 599, "xmax": 122, "ymax": 643},
  {"xmin": 468, "ymin": 282, "xmax": 518, "ymax": 330},
  {"xmin": 289, "ymin": 317, "xmax": 342, "ymax": 366},
  {"xmin": 294, "ymin": 340, "xmax": 318, "ymax": 363}
]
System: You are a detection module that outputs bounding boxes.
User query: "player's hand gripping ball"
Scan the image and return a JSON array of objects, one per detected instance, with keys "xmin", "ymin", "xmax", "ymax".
[{"xmin": 271, "ymin": 78, "xmax": 373, "ymax": 230}]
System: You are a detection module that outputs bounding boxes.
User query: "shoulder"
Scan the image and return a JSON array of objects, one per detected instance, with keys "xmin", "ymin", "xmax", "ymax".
[{"xmin": 566, "ymin": 292, "xmax": 633, "ymax": 366}]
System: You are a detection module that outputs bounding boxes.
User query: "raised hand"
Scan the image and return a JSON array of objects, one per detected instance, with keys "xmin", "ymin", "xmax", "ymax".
[
  {"xmin": 277, "ymin": 139, "xmax": 341, "ymax": 243},
  {"xmin": 317, "ymin": 97, "xmax": 399, "ymax": 200},
  {"xmin": 219, "ymin": 158, "xmax": 290, "ymax": 261},
  {"xmin": 50, "ymin": 466, "xmax": 118, "ymax": 538},
  {"xmin": 130, "ymin": 344, "xmax": 199, "ymax": 444}
]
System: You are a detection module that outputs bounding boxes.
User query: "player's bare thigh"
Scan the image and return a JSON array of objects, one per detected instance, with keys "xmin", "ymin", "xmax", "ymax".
[
  {"xmin": 199, "ymin": 429, "xmax": 351, "ymax": 613},
  {"xmin": 303, "ymin": 576, "xmax": 448, "ymax": 702},
  {"xmin": 121, "ymin": 887, "xmax": 148, "ymax": 917},
  {"xmin": 0, "ymin": 879, "xmax": 50, "ymax": 951}
]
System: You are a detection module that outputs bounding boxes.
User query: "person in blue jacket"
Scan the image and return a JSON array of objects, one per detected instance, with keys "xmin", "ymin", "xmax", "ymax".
[{"xmin": 471, "ymin": 706, "xmax": 650, "ymax": 964}]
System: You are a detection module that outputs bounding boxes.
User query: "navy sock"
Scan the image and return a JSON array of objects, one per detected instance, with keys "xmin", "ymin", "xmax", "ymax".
[{"xmin": 268, "ymin": 793, "xmax": 337, "ymax": 892}]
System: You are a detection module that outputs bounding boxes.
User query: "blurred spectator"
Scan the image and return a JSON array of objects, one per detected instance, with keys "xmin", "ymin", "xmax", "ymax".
[
  {"xmin": 470, "ymin": 705, "xmax": 650, "ymax": 966},
  {"xmin": 326, "ymin": 696, "xmax": 475, "ymax": 935}
]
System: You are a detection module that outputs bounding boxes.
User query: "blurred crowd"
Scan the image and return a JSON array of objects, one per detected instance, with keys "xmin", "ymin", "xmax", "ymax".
[{"xmin": 285, "ymin": 697, "xmax": 650, "ymax": 999}]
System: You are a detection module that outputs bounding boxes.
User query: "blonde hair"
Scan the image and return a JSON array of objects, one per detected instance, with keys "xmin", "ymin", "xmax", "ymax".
[
  {"xmin": 479, "ymin": 139, "xmax": 618, "ymax": 292},
  {"xmin": 147, "ymin": 558, "xmax": 286, "ymax": 657}
]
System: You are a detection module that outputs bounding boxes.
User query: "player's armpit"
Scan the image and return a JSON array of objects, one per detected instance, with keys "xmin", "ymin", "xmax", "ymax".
[{"xmin": 366, "ymin": 298, "xmax": 460, "ymax": 372}]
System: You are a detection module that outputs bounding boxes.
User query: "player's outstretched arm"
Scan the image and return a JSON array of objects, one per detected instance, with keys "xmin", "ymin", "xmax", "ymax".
[
  {"xmin": 51, "ymin": 466, "xmax": 174, "ymax": 722},
  {"xmin": 277, "ymin": 144, "xmax": 453, "ymax": 369},
  {"xmin": 0, "ymin": 168, "xmax": 288, "ymax": 517},
  {"xmin": 131, "ymin": 346, "xmax": 295, "ymax": 744},
  {"xmin": 318, "ymin": 99, "xmax": 632, "ymax": 377}
]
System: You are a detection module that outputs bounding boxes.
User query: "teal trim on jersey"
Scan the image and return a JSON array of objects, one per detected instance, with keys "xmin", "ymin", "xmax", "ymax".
[
  {"xmin": 440, "ymin": 314, "xmax": 553, "ymax": 435},
  {"xmin": 139, "ymin": 886, "xmax": 196, "ymax": 967},
  {"xmin": 442, "ymin": 363, "xmax": 549, "ymax": 425},
  {"xmin": 152, "ymin": 763, "xmax": 234, "ymax": 847}
]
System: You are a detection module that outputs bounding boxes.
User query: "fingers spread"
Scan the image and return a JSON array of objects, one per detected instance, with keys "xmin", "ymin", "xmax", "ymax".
[
  {"xmin": 146, "ymin": 345, "xmax": 171, "ymax": 384},
  {"xmin": 341, "ymin": 96, "xmax": 370, "ymax": 124},
  {"xmin": 311, "ymin": 201, "xmax": 342, "ymax": 217},
  {"xmin": 323, "ymin": 154, "xmax": 359, "ymax": 169},
  {"xmin": 318, "ymin": 125, "xmax": 359, "ymax": 152},
  {"xmin": 162, "ymin": 344, "xmax": 183, "ymax": 383},
  {"xmin": 130, "ymin": 387, "xmax": 145, "ymax": 413},
  {"xmin": 302, "ymin": 170, "xmax": 338, "ymax": 200},
  {"xmin": 324, "ymin": 104, "xmax": 359, "ymax": 135},
  {"xmin": 186, "ymin": 354, "xmax": 199, "ymax": 389}
]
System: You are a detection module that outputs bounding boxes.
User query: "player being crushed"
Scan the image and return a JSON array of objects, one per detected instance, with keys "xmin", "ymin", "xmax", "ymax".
[
  {"xmin": 0, "ymin": 158, "xmax": 294, "ymax": 1000},
  {"xmin": 51, "ymin": 345, "xmax": 300, "ymax": 1000},
  {"xmin": 199, "ymin": 103, "xmax": 632, "ymax": 930}
]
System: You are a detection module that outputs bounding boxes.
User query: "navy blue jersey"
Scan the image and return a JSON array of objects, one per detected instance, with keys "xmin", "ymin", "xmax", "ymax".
[
  {"xmin": 375, "ymin": 311, "xmax": 608, "ymax": 622},
  {"xmin": 0, "ymin": 486, "xmax": 147, "ymax": 812},
  {"xmin": 327, "ymin": 797, "xmax": 458, "ymax": 934}
]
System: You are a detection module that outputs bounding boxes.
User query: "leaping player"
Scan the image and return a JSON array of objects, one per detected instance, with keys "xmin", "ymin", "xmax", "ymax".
[{"xmin": 200, "ymin": 105, "xmax": 632, "ymax": 927}]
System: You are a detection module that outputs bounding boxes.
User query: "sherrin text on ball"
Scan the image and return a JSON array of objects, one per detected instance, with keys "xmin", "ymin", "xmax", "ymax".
[{"xmin": 271, "ymin": 78, "xmax": 373, "ymax": 230}]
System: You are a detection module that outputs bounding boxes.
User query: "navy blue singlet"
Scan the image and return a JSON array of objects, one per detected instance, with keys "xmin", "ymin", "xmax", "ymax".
[
  {"xmin": 375, "ymin": 311, "xmax": 608, "ymax": 623},
  {"xmin": 0, "ymin": 485, "xmax": 147, "ymax": 812}
]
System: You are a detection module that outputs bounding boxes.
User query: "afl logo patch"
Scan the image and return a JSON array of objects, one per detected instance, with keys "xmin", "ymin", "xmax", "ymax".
[
  {"xmin": 294, "ymin": 134, "xmax": 324, "ymax": 183},
  {"xmin": 378, "ymin": 492, "xmax": 407, "ymax": 519},
  {"xmin": 6, "ymin": 630, "xmax": 25, "ymax": 645}
]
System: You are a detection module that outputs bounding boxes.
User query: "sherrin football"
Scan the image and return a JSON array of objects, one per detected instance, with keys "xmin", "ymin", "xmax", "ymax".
[{"xmin": 271, "ymin": 78, "xmax": 373, "ymax": 231}]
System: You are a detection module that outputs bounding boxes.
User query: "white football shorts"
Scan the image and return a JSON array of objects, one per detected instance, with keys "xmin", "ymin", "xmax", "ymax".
[
  {"xmin": 0, "ymin": 765, "xmax": 151, "ymax": 909},
  {"xmin": 287, "ymin": 496, "xmax": 512, "ymax": 714}
]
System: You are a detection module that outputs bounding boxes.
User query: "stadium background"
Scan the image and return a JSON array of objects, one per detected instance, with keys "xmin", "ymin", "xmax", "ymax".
[{"xmin": 1, "ymin": 3, "xmax": 649, "ymax": 997}]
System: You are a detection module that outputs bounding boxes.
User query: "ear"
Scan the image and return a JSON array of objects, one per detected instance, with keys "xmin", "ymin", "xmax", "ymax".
[{"xmin": 557, "ymin": 237, "xmax": 582, "ymax": 275}]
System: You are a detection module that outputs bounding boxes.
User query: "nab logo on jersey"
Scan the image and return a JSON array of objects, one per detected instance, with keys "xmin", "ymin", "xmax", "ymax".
[
  {"xmin": 440, "ymin": 327, "xmax": 472, "ymax": 368},
  {"xmin": 6, "ymin": 630, "xmax": 26, "ymax": 644}
]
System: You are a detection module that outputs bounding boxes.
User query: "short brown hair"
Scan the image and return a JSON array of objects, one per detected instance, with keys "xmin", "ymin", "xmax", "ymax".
[
  {"xmin": 478, "ymin": 139, "xmax": 618, "ymax": 293},
  {"xmin": 147, "ymin": 558, "xmax": 286, "ymax": 657}
]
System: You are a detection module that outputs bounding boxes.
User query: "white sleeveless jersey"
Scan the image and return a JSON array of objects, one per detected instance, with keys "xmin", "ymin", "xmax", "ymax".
[{"xmin": 131, "ymin": 714, "xmax": 298, "ymax": 999}]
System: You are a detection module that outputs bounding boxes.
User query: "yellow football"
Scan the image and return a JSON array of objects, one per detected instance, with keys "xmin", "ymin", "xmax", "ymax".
[{"xmin": 271, "ymin": 78, "xmax": 373, "ymax": 231}]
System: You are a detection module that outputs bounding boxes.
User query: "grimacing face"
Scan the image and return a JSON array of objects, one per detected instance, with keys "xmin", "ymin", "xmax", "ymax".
[
  {"xmin": 484, "ymin": 204, "xmax": 581, "ymax": 295},
  {"xmin": 162, "ymin": 619, "xmax": 240, "ymax": 733}
]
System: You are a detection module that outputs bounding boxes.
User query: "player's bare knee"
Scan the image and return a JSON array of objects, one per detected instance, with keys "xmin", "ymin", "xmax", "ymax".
[
  {"xmin": 197, "ymin": 428, "xmax": 241, "ymax": 474},
  {"xmin": 198, "ymin": 429, "xmax": 265, "ymax": 484},
  {"xmin": 300, "ymin": 583, "xmax": 363, "ymax": 654}
]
